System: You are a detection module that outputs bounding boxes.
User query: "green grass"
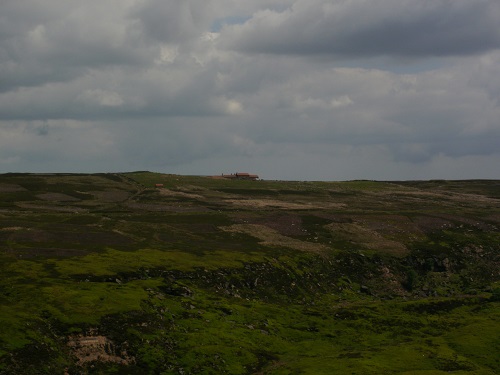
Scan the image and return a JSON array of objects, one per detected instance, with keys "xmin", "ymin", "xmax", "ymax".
[
  {"xmin": 41, "ymin": 279, "xmax": 162, "ymax": 324},
  {"xmin": 0, "ymin": 173, "xmax": 499, "ymax": 373},
  {"xmin": 50, "ymin": 247, "xmax": 268, "ymax": 277}
]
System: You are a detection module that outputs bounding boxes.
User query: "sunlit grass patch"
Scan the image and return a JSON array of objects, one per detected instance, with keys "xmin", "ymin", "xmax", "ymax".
[{"xmin": 50, "ymin": 247, "xmax": 267, "ymax": 277}]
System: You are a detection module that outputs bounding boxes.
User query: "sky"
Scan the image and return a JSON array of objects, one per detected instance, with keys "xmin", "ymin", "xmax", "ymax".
[{"xmin": 1, "ymin": 0, "xmax": 500, "ymax": 181}]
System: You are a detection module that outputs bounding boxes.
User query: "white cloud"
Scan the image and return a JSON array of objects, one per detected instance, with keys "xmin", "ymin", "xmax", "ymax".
[
  {"xmin": 330, "ymin": 95, "xmax": 353, "ymax": 108},
  {"xmin": 155, "ymin": 45, "xmax": 179, "ymax": 65},
  {"xmin": 224, "ymin": 99, "xmax": 244, "ymax": 115},
  {"xmin": 78, "ymin": 89, "xmax": 125, "ymax": 107}
]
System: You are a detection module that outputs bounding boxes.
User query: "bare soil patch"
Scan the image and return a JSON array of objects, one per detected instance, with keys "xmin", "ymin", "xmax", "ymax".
[
  {"xmin": 0, "ymin": 183, "xmax": 27, "ymax": 192},
  {"xmin": 0, "ymin": 226, "xmax": 25, "ymax": 231},
  {"xmin": 412, "ymin": 216, "xmax": 456, "ymax": 233},
  {"xmin": 67, "ymin": 333, "xmax": 134, "ymax": 366},
  {"xmin": 158, "ymin": 188, "xmax": 204, "ymax": 200},
  {"xmin": 224, "ymin": 198, "xmax": 345, "ymax": 210},
  {"xmin": 325, "ymin": 222, "xmax": 409, "ymax": 257},
  {"xmin": 172, "ymin": 223, "xmax": 219, "ymax": 233},
  {"xmin": 36, "ymin": 193, "xmax": 80, "ymax": 202},
  {"xmin": 221, "ymin": 224, "xmax": 327, "ymax": 254},
  {"xmin": 16, "ymin": 203, "xmax": 86, "ymax": 213},
  {"xmin": 125, "ymin": 202, "xmax": 211, "ymax": 212},
  {"xmin": 445, "ymin": 191, "xmax": 500, "ymax": 205},
  {"xmin": 351, "ymin": 215, "xmax": 426, "ymax": 242},
  {"xmin": 431, "ymin": 213, "xmax": 498, "ymax": 232},
  {"xmin": 232, "ymin": 214, "xmax": 306, "ymax": 236},
  {"xmin": 89, "ymin": 190, "xmax": 131, "ymax": 202},
  {"xmin": 374, "ymin": 189, "xmax": 500, "ymax": 207}
]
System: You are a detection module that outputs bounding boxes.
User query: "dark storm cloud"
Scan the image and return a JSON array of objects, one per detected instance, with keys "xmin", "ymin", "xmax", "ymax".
[{"xmin": 222, "ymin": 0, "xmax": 500, "ymax": 58}]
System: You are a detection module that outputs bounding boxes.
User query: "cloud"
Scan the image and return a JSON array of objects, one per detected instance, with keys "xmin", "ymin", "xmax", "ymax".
[
  {"xmin": 0, "ymin": 0, "xmax": 154, "ymax": 93},
  {"xmin": 0, "ymin": 0, "xmax": 499, "ymax": 179},
  {"xmin": 221, "ymin": 0, "xmax": 500, "ymax": 59},
  {"xmin": 130, "ymin": 0, "xmax": 216, "ymax": 44}
]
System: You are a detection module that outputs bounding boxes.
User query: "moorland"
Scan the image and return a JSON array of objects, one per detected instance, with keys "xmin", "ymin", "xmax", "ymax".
[{"xmin": 0, "ymin": 172, "xmax": 499, "ymax": 374}]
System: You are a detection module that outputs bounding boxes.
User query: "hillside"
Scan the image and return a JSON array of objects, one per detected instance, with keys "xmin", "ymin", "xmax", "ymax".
[{"xmin": 0, "ymin": 172, "xmax": 499, "ymax": 374}]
